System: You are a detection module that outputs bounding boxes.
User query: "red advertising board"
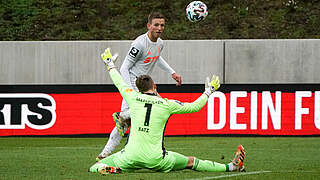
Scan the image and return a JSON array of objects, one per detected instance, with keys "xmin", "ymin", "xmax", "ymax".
[
  {"xmin": 0, "ymin": 85, "xmax": 320, "ymax": 136},
  {"xmin": 206, "ymin": 91, "xmax": 320, "ymax": 135}
]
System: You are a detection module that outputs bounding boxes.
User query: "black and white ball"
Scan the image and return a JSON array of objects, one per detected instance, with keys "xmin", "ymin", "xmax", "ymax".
[{"xmin": 186, "ymin": 1, "xmax": 208, "ymax": 22}]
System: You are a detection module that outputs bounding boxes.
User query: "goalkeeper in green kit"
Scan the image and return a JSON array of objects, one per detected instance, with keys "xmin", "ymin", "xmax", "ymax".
[{"xmin": 89, "ymin": 48, "xmax": 246, "ymax": 175}]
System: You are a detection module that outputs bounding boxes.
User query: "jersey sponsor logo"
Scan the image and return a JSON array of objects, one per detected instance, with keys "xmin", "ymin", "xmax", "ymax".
[
  {"xmin": 136, "ymin": 97, "xmax": 163, "ymax": 104},
  {"xmin": 129, "ymin": 47, "xmax": 139, "ymax": 58},
  {"xmin": 0, "ymin": 93, "xmax": 56, "ymax": 130},
  {"xmin": 144, "ymin": 56, "xmax": 159, "ymax": 63}
]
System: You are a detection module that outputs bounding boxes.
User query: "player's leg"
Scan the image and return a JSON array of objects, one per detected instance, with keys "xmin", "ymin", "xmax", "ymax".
[
  {"xmin": 96, "ymin": 100, "xmax": 130, "ymax": 161},
  {"xmin": 89, "ymin": 153, "xmax": 121, "ymax": 174},
  {"xmin": 96, "ymin": 126, "xmax": 121, "ymax": 160},
  {"xmin": 96, "ymin": 77, "xmax": 136, "ymax": 160},
  {"xmin": 153, "ymin": 150, "xmax": 228, "ymax": 172},
  {"xmin": 190, "ymin": 156, "xmax": 227, "ymax": 172},
  {"xmin": 190, "ymin": 144, "xmax": 246, "ymax": 172},
  {"xmin": 114, "ymin": 98, "xmax": 130, "ymax": 136},
  {"xmin": 90, "ymin": 150, "xmax": 138, "ymax": 175},
  {"xmin": 171, "ymin": 152, "xmax": 189, "ymax": 170},
  {"xmin": 89, "ymin": 162, "xmax": 122, "ymax": 175},
  {"xmin": 114, "ymin": 112, "xmax": 129, "ymax": 136},
  {"xmin": 228, "ymin": 144, "xmax": 246, "ymax": 171},
  {"xmin": 153, "ymin": 151, "xmax": 188, "ymax": 172}
]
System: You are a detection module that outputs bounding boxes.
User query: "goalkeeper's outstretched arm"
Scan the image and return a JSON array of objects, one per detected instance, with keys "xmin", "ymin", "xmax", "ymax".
[
  {"xmin": 100, "ymin": 48, "xmax": 138, "ymax": 103},
  {"xmin": 168, "ymin": 75, "xmax": 220, "ymax": 114}
]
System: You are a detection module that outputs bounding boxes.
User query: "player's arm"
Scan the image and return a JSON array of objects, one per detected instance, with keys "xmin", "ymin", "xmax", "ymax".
[
  {"xmin": 100, "ymin": 48, "xmax": 137, "ymax": 102},
  {"xmin": 168, "ymin": 75, "xmax": 220, "ymax": 114},
  {"xmin": 158, "ymin": 56, "xmax": 182, "ymax": 86},
  {"xmin": 167, "ymin": 95, "xmax": 208, "ymax": 114},
  {"xmin": 119, "ymin": 58, "xmax": 135, "ymax": 88},
  {"xmin": 119, "ymin": 44, "xmax": 142, "ymax": 88}
]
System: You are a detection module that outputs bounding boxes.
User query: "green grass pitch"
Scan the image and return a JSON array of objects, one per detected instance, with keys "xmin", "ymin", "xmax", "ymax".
[{"xmin": 0, "ymin": 136, "xmax": 319, "ymax": 180}]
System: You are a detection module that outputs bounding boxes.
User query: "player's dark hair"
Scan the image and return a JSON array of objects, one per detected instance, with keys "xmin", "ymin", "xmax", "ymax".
[
  {"xmin": 136, "ymin": 75, "xmax": 154, "ymax": 93},
  {"xmin": 148, "ymin": 12, "xmax": 165, "ymax": 24}
]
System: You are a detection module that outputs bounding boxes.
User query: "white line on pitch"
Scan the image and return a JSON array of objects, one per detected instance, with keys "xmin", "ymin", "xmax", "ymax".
[
  {"xmin": 17, "ymin": 146, "xmax": 100, "ymax": 150},
  {"xmin": 53, "ymin": 147, "xmax": 100, "ymax": 150},
  {"xmin": 185, "ymin": 171, "xmax": 271, "ymax": 180}
]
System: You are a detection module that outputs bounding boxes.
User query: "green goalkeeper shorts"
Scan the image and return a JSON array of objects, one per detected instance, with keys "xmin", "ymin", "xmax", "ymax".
[{"xmin": 99, "ymin": 150, "xmax": 188, "ymax": 173}]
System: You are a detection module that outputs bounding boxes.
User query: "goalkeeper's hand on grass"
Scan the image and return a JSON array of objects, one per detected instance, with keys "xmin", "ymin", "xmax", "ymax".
[
  {"xmin": 101, "ymin": 48, "xmax": 119, "ymax": 70},
  {"xmin": 204, "ymin": 75, "xmax": 220, "ymax": 97}
]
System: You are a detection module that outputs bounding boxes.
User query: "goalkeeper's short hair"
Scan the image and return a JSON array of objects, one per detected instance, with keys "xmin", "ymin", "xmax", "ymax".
[{"xmin": 136, "ymin": 75, "xmax": 154, "ymax": 93}]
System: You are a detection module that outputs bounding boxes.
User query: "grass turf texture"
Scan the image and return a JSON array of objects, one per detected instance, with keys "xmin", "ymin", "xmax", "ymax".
[{"xmin": 0, "ymin": 137, "xmax": 319, "ymax": 180}]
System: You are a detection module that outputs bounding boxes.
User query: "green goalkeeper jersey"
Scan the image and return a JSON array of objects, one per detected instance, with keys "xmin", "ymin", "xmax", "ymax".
[{"xmin": 109, "ymin": 69, "xmax": 208, "ymax": 167}]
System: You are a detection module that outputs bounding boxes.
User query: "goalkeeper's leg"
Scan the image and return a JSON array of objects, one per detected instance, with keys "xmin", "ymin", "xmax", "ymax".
[
  {"xmin": 190, "ymin": 144, "xmax": 246, "ymax": 172},
  {"xmin": 90, "ymin": 152, "xmax": 123, "ymax": 175},
  {"xmin": 190, "ymin": 157, "xmax": 228, "ymax": 172},
  {"xmin": 89, "ymin": 162, "xmax": 122, "ymax": 174}
]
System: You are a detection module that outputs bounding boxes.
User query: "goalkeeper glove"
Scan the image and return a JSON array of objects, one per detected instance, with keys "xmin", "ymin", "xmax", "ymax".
[
  {"xmin": 101, "ymin": 48, "xmax": 119, "ymax": 70},
  {"xmin": 204, "ymin": 75, "xmax": 220, "ymax": 97}
]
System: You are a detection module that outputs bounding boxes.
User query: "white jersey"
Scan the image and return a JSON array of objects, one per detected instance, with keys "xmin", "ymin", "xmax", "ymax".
[{"xmin": 120, "ymin": 33, "xmax": 175, "ymax": 89}]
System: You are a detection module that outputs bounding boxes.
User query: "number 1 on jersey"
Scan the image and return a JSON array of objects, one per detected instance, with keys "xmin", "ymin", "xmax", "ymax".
[{"xmin": 144, "ymin": 103, "xmax": 152, "ymax": 126}]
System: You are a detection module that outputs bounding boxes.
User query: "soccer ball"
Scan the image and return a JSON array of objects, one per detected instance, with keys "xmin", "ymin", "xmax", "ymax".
[{"xmin": 186, "ymin": 1, "xmax": 208, "ymax": 22}]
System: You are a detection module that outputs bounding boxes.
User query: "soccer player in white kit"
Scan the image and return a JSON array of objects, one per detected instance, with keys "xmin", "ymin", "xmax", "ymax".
[{"xmin": 97, "ymin": 12, "xmax": 182, "ymax": 160}]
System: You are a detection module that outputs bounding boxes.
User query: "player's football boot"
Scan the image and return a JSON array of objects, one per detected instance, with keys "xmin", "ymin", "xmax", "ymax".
[
  {"xmin": 232, "ymin": 144, "xmax": 246, "ymax": 172},
  {"xmin": 98, "ymin": 164, "xmax": 122, "ymax": 175},
  {"xmin": 113, "ymin": 112, "xmax": 125, "ymax": 137}
]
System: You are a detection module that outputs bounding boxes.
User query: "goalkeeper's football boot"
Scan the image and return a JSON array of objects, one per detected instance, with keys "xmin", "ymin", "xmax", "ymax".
[
  {"xmin": 113, "ymin": 112, "xmax": 125, "ymax": 137},
  {"xmin": 98, "ymin": 164, "xmax": 122, "ymax": 175},
  {"xmin": 232, "ymin": 144, "xmax": 246, "ymax": 172}
]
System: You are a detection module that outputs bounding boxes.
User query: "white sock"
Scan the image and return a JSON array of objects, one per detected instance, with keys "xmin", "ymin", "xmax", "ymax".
[
  {"xmin": 228, "ymin": 162, "xmax": 235, "ymax": 171},
  {"xmin": 100, "ymin": 126, "xmax": 123, "ymax": 156}
]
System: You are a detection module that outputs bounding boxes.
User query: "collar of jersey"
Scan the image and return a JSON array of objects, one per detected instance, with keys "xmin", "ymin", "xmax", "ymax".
[{"xmin": 143, "ymin": 92, "xmax": 158, "ymax": 96}]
